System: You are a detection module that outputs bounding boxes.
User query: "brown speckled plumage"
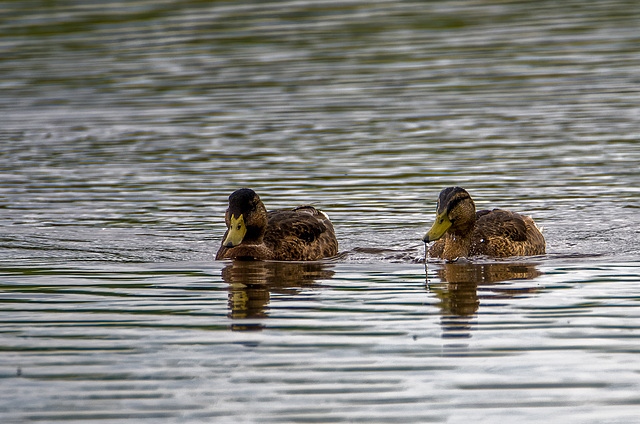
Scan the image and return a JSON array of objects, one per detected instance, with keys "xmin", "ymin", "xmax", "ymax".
[
  {"xmin": 424, "ymin": 187, "xmax": 545, "ymax": 261},
  {"xmin": 216, "ymin": 189, "xmax": 338, "ymax": 261}
]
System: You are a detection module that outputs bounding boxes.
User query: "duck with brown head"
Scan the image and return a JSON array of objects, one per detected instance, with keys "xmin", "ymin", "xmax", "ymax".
[
  {"xmin": 423, "ymin": 187, "xmax": 545, "ymax": 261},
  {"xmin": 216, "ymin": 188, "xmax": 338, "ymax": 261}
]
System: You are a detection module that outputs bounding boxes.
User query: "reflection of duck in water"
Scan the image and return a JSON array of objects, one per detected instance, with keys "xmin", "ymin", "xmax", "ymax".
[
  {"xmin": 429, "ymin": 262, "xmax": 543, "ymax": 318},
  {"xmin": 423, "ymin": 187, "xmax": 545, "ymax": 261},
  {"xmin": 216, "ymin": 188, "xmax": 338, "ymax": 261},
  {"xmin": 222, "ymin": 260, "xmax": 335, "ymax": 325},
  {"xmin": 429, "ymin": 262, "xmax": 542, "ymax": 342}
]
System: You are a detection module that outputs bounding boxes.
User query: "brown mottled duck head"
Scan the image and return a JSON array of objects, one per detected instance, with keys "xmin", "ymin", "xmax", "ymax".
[
  {"xmin": 223, "ymin": 188, "xmax": 268, "ymax": 248},
  {"xmin": 423, "ymin": 187, "xmax": 476, "ymax": 243}
]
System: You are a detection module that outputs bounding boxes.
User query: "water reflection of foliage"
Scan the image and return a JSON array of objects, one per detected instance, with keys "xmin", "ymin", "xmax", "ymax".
[
  {"xmin": 221, "ymin": 261, "xmax": 335, "ymax": 330},
  {"xmin": 427, "ymin": 262, "xmax": 542, "ymax": 338}
]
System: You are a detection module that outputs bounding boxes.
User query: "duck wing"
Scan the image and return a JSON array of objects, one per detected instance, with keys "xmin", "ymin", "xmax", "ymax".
[
  {"xmin": 475, "ymin": 209, "xmax": 528, "ymax": 242},
  {"xmin": 263, "ymin": 206, "xmax": 338, "ymax": 260},
  {"xmin": 266, "ymin": 207, "xmax": 330, "ymax": 242},
  {"xmin": 472, "ymin": 209, "xmax": 545, "ymax": 257}
]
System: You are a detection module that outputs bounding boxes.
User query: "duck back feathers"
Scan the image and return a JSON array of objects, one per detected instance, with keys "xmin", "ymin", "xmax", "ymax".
[{"xmin": 470, "ymin": 209, "xmax": 545, "ymax": 257}]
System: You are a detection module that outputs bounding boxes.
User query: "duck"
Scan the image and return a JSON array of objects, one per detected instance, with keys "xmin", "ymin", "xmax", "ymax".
[
  {"xmin": 423, "ymin": 187, "xmax": 545, "ymax": 261},
  {"xmin": 215, "ymin": 188, "xmax": 338, "ymax": 261}
]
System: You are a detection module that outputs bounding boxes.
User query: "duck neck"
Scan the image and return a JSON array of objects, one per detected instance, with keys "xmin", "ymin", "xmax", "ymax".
[
  {"xmin": 243, "ymin": 224, "xmax": 265, "ymax": 245},
  {"xmin": 442, "ymin": 230, "xmax": 472, "ymax": 261},
  {"xmin": 240, "ymin": 204, "xmax": 268, "ymax": 245}
]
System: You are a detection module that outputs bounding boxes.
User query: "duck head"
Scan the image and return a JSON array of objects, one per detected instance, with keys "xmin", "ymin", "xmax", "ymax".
[
  {"xmin": 423, "ymin": 187, "xmax": 476, "ymax": 243},
  {"xmin": 223, "ymin": 188, "xmax": 268, "ymax": 248}
]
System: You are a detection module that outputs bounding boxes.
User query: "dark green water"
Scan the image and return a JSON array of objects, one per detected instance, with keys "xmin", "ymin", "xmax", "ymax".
[{"xmin": 1, "ymin": 1, "xmax": 640, "ymax": 423}]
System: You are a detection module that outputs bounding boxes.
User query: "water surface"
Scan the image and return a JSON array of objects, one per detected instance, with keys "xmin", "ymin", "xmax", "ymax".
[{"xmin": 1, "ymin": 1, "xmax": 640, "ymax": 423}]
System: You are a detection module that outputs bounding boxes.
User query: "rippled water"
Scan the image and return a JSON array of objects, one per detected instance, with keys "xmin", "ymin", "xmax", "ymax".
[{"xmin": 1, "ymin": 0, "xmax": 640, "ymax": 423}]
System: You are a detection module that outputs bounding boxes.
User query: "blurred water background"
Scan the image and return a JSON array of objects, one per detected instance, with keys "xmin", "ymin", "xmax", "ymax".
[{"xmin": 1, "ymin": 1, "xmax": 640, "ymax": 423}]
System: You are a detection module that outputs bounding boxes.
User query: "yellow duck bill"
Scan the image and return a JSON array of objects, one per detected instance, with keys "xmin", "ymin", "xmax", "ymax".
[
  {"xmin": 223, "ymin": 214, "xmax": 247, "ymax": 247},
  {"xmin": 423, "ymin": 212, "xmax": 452, "ymax": 243}
]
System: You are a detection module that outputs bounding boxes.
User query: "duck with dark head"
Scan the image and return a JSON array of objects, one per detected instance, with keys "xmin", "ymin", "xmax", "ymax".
[
  {"xmin": 216, "ymin": 188, "xmax": 338, "ymax": 261},
  {"xmin": 423, "ymin": 187, "xmax": 545, "ymax": 261}
]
